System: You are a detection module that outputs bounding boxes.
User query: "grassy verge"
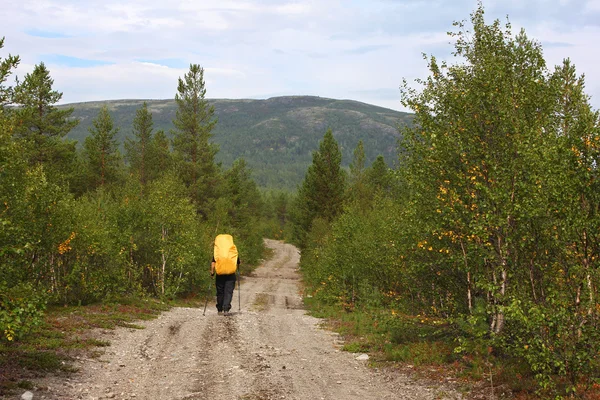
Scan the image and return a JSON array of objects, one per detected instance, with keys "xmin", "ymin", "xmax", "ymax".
[
  {"xmin": 303, "ymin": 296, "xmax": 545, "ymax": 399},
  {"xmin": 0, "ymin": 296, "xmax": 201, "ymax": 396}
]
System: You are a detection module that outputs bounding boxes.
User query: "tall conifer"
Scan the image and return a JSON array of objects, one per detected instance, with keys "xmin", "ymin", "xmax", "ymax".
[
  {"xmin": 171, "ymin": 64, "xmax": 219, "ymax": 217},
  {"xmin": 125, "ymin": 102, "xmax": 154, "ymax": 187},
  {"xmin": 12, "ymin": 62, "xmax": 78, "ymax": 175},
  {"xmin": 83, "ymin": 105, "xmax": 121, "ymax": 190},
  {"xmin": 293, "ymin": 129, "xmax": 346, "ymax": 247}
]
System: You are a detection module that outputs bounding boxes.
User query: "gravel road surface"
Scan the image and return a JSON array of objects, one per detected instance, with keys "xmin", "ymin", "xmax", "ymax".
[{"xmin": 28, "ymin": 239, "xmax": 462, "ymax": 400}]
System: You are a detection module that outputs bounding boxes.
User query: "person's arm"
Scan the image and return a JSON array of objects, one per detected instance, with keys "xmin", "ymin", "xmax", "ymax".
[{"xmin": 210, "ymin": 257, "xmax": 216, "ymax": 276}]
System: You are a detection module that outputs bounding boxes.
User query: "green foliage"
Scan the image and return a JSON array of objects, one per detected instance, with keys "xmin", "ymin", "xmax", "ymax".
[
  {"xmin": 0, "ymin": 39, "xmax": 268, "ymax": 356},
  {"xmin": 82, "ymin": 105, "xmax": 123, "ymax": 190},
  {"xmin": 301, "ymin": 194, "xmax": 417, "ymax": 311},
  {"xmin": 0, "ymin": 114, "xmax": 27, "ymax": 260},
  {"xmin": 145, "ymin": 172, "xmax": 210, "ymax": 297},
  {"xmin": 292, "ymin": 129, "xmax": 347, "ymax": 248},
  {"xmin": 0, "ymin": 37, "xmax": 20, "ymax": 107},
  {"xmin": 365, "ymin": 155, "xmax": 393, "ymax": 194},
  {"xmin": 397, "ymin": 6, "xmax": 600, "ymax": 393},
  {"xmin": 261, "ymin": 190, "xmax": 293, "ymax": 240},
  {"xmin": 384, "ymin": 341, "xmax": 456, "ymax": 366},
  {"xmin": 171, "ymin": 64, "xmax": 219, "ymax": 216},
  {"xmin": 0, "ymin": 283, "xmax": 47, "ymax": 342},
  {"xmin": 0, "ymin": 117, "xmax": 76, "ymax": 295},
  {"xmin": 347, "ymin": 140, "xmax": 370, "ymax": 211},
  {"xmin": 298, "ymin": 4, "xmax": 600, "ymax": 396},
  {"xmin": 216, "ymin": 158, "xmax": 265, "ymax": 265},
  {"xmin": 125, "ymin": 102, "xmax": 155, "ymax": 187},
  {"xmin": 148, "ymin": 130, "xmax": 173, "ymax": 180},
  {"xmin": 501, "ymin": 298, "xmax": 600, "ymax": 396},
  {"xmin": 12, "ymin": 62, "xmax": 78, "ymax": 176}
]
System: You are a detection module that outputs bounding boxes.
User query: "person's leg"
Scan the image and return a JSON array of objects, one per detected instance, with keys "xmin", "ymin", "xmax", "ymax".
[
  {"xmin": 215, "ymin": 275, "xmax": 225, "ymax": 312},
  {"xmin": 222, "ymin": 274, "xmax": 237, "ymax": 312}
]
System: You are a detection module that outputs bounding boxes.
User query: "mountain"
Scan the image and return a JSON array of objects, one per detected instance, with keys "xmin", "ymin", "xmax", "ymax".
[{"xmin": 61, "ymin": 96, "xmax": 413, "ymax": 190}]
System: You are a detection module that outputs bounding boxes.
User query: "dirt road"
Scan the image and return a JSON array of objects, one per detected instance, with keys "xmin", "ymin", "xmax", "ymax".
[{"xmin": 36, "ymin": 239, "xmax": 462, "ymax": 400}]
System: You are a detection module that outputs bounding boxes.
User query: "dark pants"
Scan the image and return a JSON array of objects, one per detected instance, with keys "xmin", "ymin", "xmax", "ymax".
[{"xmin": 215, "ymin": 273, "xmax": 237, "ymax": 312}]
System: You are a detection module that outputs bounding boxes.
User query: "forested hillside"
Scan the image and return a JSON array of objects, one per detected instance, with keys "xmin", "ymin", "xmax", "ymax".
[{"xmin": 62, "ymin": 97, "xmax": 412, "ymax": 189}]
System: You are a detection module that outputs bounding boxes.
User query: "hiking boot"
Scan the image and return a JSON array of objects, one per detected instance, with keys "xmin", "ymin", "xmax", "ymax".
[
  {"xmin": 218, "ymin": 311, "xmax": 223, "ymax": 315},
  {"xmin": 223, "ymin": 310, "xmax": 230, "ymax": 316}
]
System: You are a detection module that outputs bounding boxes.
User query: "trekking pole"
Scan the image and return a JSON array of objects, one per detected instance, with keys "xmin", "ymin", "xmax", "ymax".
[{"xmin": 237, "ymin": 268, "xmax": 241, "ymax": 312}]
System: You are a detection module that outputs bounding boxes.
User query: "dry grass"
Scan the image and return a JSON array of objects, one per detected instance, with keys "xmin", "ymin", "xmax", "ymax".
[{"xmin": 252, "ymin": 293, "xmax": 270, "ymax": 312}]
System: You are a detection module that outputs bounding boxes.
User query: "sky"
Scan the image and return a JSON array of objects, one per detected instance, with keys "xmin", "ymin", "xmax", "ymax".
[{"xmin": 2, "ymin": 0, "xmax": 600, "ymax": 112}]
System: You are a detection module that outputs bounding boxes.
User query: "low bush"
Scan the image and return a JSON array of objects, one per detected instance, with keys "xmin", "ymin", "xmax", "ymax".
[{"xmin": 0, "ymin": 283, "xmax": 47, "ymax": 342}]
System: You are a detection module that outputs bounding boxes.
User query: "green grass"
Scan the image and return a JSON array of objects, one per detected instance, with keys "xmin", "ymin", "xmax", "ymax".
[
  {"xmin": 342, "ymin": 341, "xmax": 371, "ymax": 353},
  {"xmin": 17, "ymin": 380, "xmax": 34, "ymax": 390},
  {"xmin": 383, "ymin": 341, "xmax": 456, "ymax": 365}
]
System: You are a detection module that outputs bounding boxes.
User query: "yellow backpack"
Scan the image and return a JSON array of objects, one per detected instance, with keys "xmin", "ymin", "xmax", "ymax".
[{"xmin": 213, "ymin": 234, "xmax": 238, "ymax": 275}]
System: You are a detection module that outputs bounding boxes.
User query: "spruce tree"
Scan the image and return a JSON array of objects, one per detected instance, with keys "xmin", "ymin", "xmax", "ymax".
[
  {"xmin": 82, "ymin": 105, "xmax": 122, "ymax": 190},
  {"xmin": 125, "ymin": 102, "xmax": 154, "ymax": 187},
  {"xmin": 222, "ymin": 158, "xmax": 262, "ymax": 228},
  {"xmin": 293, "ymin": 129, "xmax": 346, "ymax": 247},
  {"xmin": 348, "ymin": 140, "xmax": 371, "ymax": 210},
  {"xmin": 148, "ymin": 130, "xmax": 172, "ymax": 182},
  {"xmin": 366, "ymin": 155, "xmax": 391, "ymax": 193}
]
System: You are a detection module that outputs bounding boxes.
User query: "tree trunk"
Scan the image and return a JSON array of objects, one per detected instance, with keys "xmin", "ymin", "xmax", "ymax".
[
  {"xmin": 101, "ymin": 148, "xmax": 106, "ymax": 187},
  {"xmin": 140, "ymin": 141, "xmax": 146, "ymax": 189},
  {"xmin": 467, "ymin": 271, "xmax": 473, "ymax": 314},
  {"xmin": 529, "ymin": 259, "xmax": 538, "ymax": 302},
  {"xmin": 161, "ymin": 225, "xmax": 167, "ymax": 295},
  {"xmin": 495, "ymin": 267, "xmax": 507, "ymax": 334},
  {"xmin": 460, "ymin": 238, "xmax": 472, "ymax": 313}
]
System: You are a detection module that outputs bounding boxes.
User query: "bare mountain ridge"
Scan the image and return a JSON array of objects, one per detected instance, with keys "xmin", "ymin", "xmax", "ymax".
[{"xmin": 62, "ymin": 96, "xmax": 413, "ymax": 189}]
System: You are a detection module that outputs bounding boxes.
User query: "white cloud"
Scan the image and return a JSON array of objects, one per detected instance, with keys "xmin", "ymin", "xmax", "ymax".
[
  {"xmin": 585, "ymin": 0, "xmax": 600, "ymax": 11},
  {"xmin": 47, "ymin": 62, "xmax": 184, "ymax": 103},
  {"xmin": 2, "ymin": 0, "xmax": 600, "ymax": 111},
  {"xmin": 274, "ymin": 2, "xmax": 313, "ymax": 15}
]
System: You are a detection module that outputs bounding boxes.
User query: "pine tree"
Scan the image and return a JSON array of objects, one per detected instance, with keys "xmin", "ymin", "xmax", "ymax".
[
  {"xmin": 82, "ymin": 105, "xmax": 122, "ymax": 190},
  {"xmin": 171, "ymin": 64, "xmax": 219, "ymax": 217},
  {"xmin": 12, "ymin": 62, "xmax": 78, "ymax": 173},
  {"xmin": 0, "ymin": 37, "xmax": 19, "ymax": 109}
]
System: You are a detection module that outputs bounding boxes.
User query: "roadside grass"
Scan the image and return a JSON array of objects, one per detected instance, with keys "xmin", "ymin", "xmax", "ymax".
[
  {"xmin": 0, "ymin": 296, "xmax": 196, "ymax": 396},
  {"xmin": 303, "ymin": 296, "xmax": 545, "ymax": 398}
]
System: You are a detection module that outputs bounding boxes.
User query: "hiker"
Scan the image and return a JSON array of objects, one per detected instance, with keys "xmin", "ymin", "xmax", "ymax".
[{"xmin": 210, "ymin": 234, "xmax": 240, "ymax": 315}]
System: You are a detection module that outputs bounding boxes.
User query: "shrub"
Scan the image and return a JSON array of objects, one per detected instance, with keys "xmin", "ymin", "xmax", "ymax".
[{"xmin": 0, "ymin": 283, "xmax": 47, "ymax": 342}]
